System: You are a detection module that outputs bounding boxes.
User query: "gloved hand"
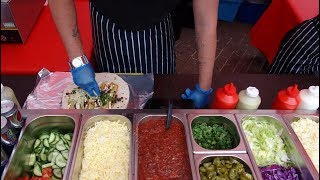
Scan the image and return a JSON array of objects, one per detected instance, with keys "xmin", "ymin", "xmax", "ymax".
[
  {"xmin": 71, "ymin": 63, "xmax": 100, "ymax": 97},
  {"xmin": 181, "ymin": 84, "xmax": 213, "ymax": 109}
]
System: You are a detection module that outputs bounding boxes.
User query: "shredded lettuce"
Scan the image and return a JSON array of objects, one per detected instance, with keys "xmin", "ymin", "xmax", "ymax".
[{"xmin": 242, "ymin": 118, "xmax": 289, "ymax": 167}]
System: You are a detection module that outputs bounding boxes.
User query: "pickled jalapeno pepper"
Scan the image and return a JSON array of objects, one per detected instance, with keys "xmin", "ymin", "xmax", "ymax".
[{"xmin": 199, "ymin": 157, "xmax": 254, "ymax": 180}]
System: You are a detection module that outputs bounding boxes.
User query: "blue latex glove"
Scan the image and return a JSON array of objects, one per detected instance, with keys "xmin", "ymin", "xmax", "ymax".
[
  {"xmin": 71, "ymin": 63, "xmax": 100, "ymax": 97},
  {"xmin": 181, "ymin": 84, "xmax": 213, "ymax": 109}
]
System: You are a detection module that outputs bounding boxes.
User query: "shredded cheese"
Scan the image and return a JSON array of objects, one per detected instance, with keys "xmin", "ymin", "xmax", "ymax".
[
  {"xmin": 79, "ymin": 120, "xmax": 130, "ymax": 180},
  {"xmin": 291, "ymin": 118, "xmax": 319, "ymax": 172}
]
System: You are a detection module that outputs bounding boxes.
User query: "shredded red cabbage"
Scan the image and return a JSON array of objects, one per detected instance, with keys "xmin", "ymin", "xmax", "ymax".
[{"xmin": 260, "ymin": 164, "xmax": 299, "ymax": 180}]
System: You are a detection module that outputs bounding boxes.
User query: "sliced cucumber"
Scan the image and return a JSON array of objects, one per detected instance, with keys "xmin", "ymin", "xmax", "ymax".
[
  {"xmin": 33, "ymin": 164, "xmax": 42, "ymax": 176},
  {"xmin": 52, "ymin": 164, "xmax": 59, "ymax": 169},
  {"xmin": 62, "ymin": 167, "xmax": 65, "ymax": 174},
  {"xmin": 41, "ymin": 162, "xmax": 53, "ymax": 169},
  {"xmin": 52, "ymin": 135, "xmax": 60, "ymax": 145},
  {"xmin": 56, "ymin": 140, "xmax": 66, "ymax": 151},
  {"xmin": 51, "ymin": 152, "xmax": 59, "ymax": 163},
  {"xmin": 34, "ymin": 141, "xmax": 43, "ymax": 154},
  {"xmin": 67, "ymin": 141, "xmax": 72, "ymax": 147},
  {"xmin": 49, "ymin": 132, "xmax": 55, "ymax": 143},
  {"xmin": 39, "ymin": 134, "xmax": 50, "ymax": 140},
  {"xmin": 63, "ymin": 134, "xmax": 71, "ymax": 141},
  {"xmin": 33, "ymin": 139, "xmax": 41, "ymax": 149},
  {"xmin": 53, "ymin": 168, "xmax": 62, "ymax": 179},
  {"xmin": 52, "ymin": 176, "xmax": 60, "ymax": 180},
  {"xmin": 44, "ymin": 139, "xmax": 50, "ymax": 148},
  {"xmin": 48, "ymin": 147, "xmax": 55, "ymax": 153},
  {"xmin": 55, "ymin": 154, "xmax": 67, "ymax": 168},
  {"xmin": 60, "ymin": 135, "xmax": 67, "ymax": 144},
  {"xmin": 61, "ymin": 150, "xmax": 69, "ymax": 159},
  {"xmin": 48, "ymin": 152, "xmax": 53, "ymax": 162},
  {"xmin": 28, "ymin": 154, "xmax": 36, "ymax": 166},
  {"xmin": 40, "ymin": 148, "xmax": 47, "ymax": 161}
]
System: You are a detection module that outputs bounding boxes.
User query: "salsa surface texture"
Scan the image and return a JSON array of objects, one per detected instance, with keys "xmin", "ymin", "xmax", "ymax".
[{"xmin": 138, "ymin": 117, "xmax": 192, "ymax": 180}]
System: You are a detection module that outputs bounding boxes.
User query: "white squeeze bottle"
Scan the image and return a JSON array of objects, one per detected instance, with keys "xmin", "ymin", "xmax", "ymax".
[
  {"xmin": 297, "ymin": 86, "xmax": 319, "ymax": 110},
  {"xmin": 1, "ymin": 83, "xmax": 21, "ymax": 109},
  {"xmin": 236, "ymin": 86, "xmax": 261, "ymax": 110}
]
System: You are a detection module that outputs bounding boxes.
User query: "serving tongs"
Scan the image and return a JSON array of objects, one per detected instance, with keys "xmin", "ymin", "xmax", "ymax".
[{"xmin": 166, "ymin": 99, "xmax": 173, "ymax": 129}]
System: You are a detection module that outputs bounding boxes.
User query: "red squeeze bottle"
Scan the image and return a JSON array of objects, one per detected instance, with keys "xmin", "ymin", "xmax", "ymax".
[
  {"xmin": 210, "ymin": 83, "xmax": 239, "ymax": 109},
  {"xmin": 272, "ymin": 84, "xmax": 300, "ymax": 110}
]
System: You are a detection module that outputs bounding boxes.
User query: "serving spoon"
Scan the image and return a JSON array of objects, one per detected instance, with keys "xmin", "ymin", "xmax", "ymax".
[{"xmin": 166, "ymin": 99, "xmax": 173, "ymax": 129}]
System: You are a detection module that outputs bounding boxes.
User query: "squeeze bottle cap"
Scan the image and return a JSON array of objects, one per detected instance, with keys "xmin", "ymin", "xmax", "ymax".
[
  {"xmin": 308, "ymin": 86, "xmax": 319, "ymax": 97},
  {"xmin": 286, "ymin": 84, "xmax": 299, "ymax": 97},
  {"xmin": 246, "ymin": 86, "xmax": 259, "ymax": 98},
  {"xmin": 223, "ymin": 83, "xmax": 237, "ymax": 96},
  {"xmin": 1, "ymin": 83, "xmax": 3, "ymax": 93}
]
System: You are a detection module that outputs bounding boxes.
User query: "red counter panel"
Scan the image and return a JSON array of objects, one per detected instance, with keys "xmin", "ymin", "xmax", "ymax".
[{"xmin": 1, "ymin": 0, "xmax": 93, "ymax": 75}]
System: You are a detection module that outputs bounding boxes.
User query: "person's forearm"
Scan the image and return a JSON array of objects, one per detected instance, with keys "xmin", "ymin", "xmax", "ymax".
[
  {"xmin": 193, "ymin": 0, "xmax": 219, "ymax": 90},
  {"xmin": 49, "ymin": 0, "xmax": 85, "ymax": 59}
]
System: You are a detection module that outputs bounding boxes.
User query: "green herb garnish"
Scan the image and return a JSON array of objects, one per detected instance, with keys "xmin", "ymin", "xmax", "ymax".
[{"xmin": 192, "ymin": 122, "xmax": 233, "ymax": 150}]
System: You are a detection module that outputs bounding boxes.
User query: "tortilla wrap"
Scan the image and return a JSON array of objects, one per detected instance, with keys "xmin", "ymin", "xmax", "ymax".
[{"xmin": 61, "ymin": 73, "xmax": 129, "ymax": 109}]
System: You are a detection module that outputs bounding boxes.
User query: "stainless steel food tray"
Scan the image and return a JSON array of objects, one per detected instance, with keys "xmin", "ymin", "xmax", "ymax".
[
  {"xmin": 133, "ymin": 113, "xmax": 197, "ymax": 180},
  {"xmin": 1, "ymin": 113, "xmax": 81, "ymax": 180},
  {"xmin": 187, "ymin": 113, "xmax": 247, "ymax": 154},
  {"xmin": 235, "ymin": 114, "xmax": 314, "ymax": 180},
  {"xmin": 193, "ymin": 153, "xmax": 261, "ymax": 180},
  {"xmin": 282, "ymin": 114, "xmax": 319, "ymax": 179},
  {"xmin": 69, "ymin": 114, "xmax": 134, "ymax": 180}
]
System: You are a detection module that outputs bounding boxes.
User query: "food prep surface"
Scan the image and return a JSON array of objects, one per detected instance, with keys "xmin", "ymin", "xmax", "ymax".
[{"xmin": 1, "ymin": 110, "xmax": 319, "ymax": 180}]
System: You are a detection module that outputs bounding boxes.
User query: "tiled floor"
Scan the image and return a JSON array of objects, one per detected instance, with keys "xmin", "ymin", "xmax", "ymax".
[{"xmin": 175, "ymin": 21, "xmax": 270, "ymax": 74}]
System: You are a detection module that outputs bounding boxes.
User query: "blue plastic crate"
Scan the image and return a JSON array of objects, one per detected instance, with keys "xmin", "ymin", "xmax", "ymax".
[
  {"xmin": 237, "ymin": 0, "xmax": 271, "ymax": 24},
  {"xmin": 218, "ymin": 0, "xmax": 244, "ymax": 22}
]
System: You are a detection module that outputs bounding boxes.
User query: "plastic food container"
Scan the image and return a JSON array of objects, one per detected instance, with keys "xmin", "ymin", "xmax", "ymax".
[
  {"xmin": 69, "ymin": 115, "xmax": 133, "ymax": 180},
  {"xmin": 1, "ymin": 114, "xmax": 80, "ymax": 180},
  {"xmin": 188, "ymin": 114, "xmax": 246, "ymax": 154},
  {"xmin": 282, "ymin": 114, "xmax": 319, "ymax": 179},
  {"xmin": 235, "ymin": 114, "xmax": 314, "ymax": 180},
  {"xmin": 133, "ymin": 114, "xmax": 196, "ymax": 180}
]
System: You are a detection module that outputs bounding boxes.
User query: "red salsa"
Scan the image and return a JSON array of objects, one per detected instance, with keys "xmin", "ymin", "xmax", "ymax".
[{"xmin": 138, "ymin": 117, "xmax": 192, "ymax": 180}]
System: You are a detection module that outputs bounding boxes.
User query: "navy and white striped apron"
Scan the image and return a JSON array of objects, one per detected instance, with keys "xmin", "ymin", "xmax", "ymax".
[
  {"xmin": 269, "ymin": 16, "xmax": 319, "ymax": 74},
  {"xmin": 90, "ymin": 2, "xmax": 176, "ymax": 74}
]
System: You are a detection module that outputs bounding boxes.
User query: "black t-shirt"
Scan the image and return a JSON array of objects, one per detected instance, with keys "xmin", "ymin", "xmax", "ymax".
[{"xmin": 91, "ymin": 0, "xmax": 180, "ymax": 30}]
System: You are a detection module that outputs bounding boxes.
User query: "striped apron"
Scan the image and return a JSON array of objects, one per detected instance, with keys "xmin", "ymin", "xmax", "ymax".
[
  {"xmin": 90, "ymin": 2, "xmax": 176, "ymax": 74},
  {"xmin": 269, "ymin": 16, "xmax": 319, "ymax": 74}
]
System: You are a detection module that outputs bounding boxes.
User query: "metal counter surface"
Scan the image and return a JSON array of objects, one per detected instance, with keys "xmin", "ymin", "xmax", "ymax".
[{"xmin": 1, "ymin": 109, "xmax": 318, "ymax": 180}]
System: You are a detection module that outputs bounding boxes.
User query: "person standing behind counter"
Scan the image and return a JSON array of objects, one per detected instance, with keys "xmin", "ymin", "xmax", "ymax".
[{"xmin": 49, "ymin": 0, "xmax": 218, "ymax": 108}]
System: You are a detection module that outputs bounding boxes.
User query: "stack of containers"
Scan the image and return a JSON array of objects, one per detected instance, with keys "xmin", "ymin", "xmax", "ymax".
[
  {"xmin": 237, "ymin": 0, "xmax": 271, "ymax": 24},
  {"xmin": 218, "ymin": 0, "xmax": 244, "ymax": 22}
]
